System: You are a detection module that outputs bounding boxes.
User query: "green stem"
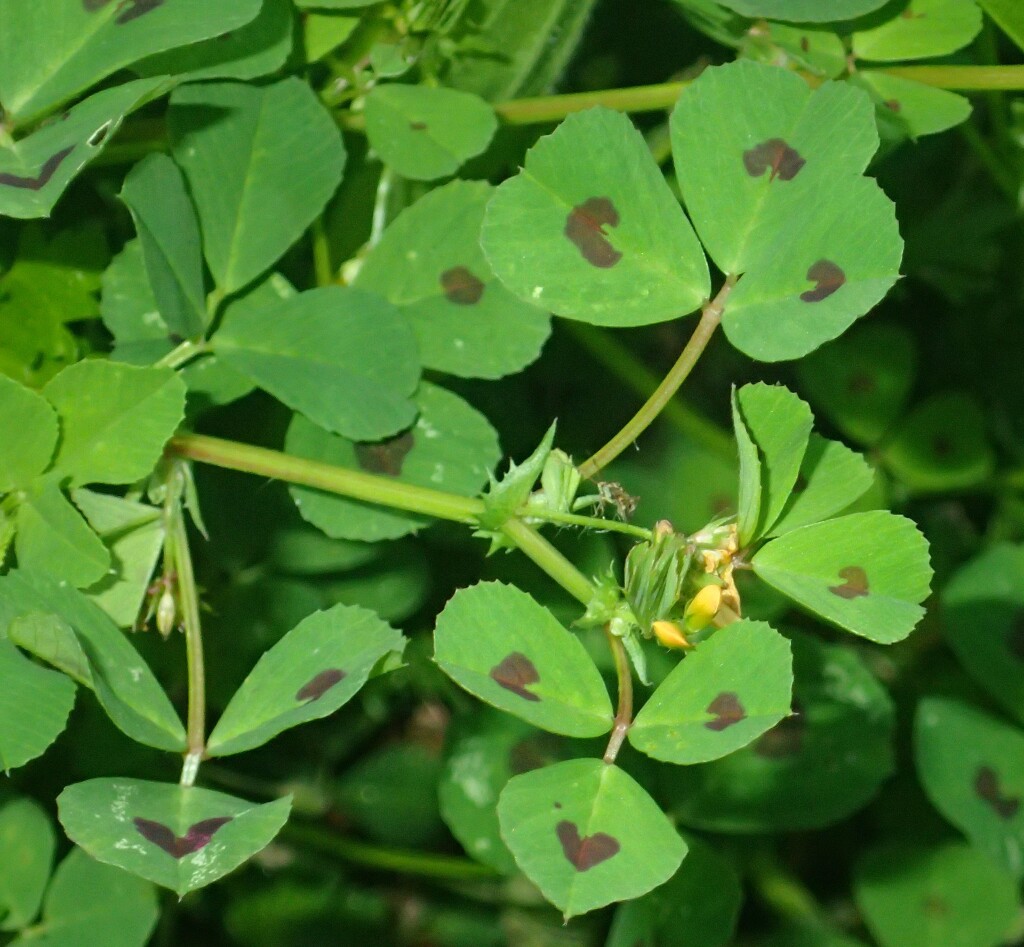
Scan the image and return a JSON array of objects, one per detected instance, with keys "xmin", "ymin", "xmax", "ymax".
[
  {"xmin": 311, "ymin": 217, "xmax": 334, "ymax": 287},
  {"xmin": 498, "ymin": 518, "xmax": 596, "ymax": 605},
  {"xmin": 165, "ymin": 464, "xmax": 206, "ymax": 785},
  {"xmin": 154, "ymin": 340, "xmax": 209, "ymax": 371},
  {"xmin": 872, "ymin": 64, "xmax": 1024, "ymax": 90},
  {"xmin": 282, "ymin": 823, "xmax": 500, "ymax": 881},
  {"xmin": 577, "ymin": 277, "xmax": 735, "ymax": 481},
  {"xmin": 565, "ymin": 322, "xmax": 734, "ymax": 461},
  {"xmin": 168, "ymin": 434, "xmax": 484, "ymax": 524},
  {"xmin": 496, "ymin": 80, "xmax": 689, "ymax": 124},
  {"xmin": 602, "ymin": 628, "xmax": 633, "ymax": 764},
  {"xmin": 522, "ymin": 505, "xmax": 652, "ymax": 540}
]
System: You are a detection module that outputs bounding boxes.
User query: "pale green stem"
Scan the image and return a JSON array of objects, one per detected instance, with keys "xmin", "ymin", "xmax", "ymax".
[
  {"xmin": 311, "ymin": 217, "xmax": 334, "ymax": 286},
  {"xmin": 522, "ymin": 505, "xmax": 652, "ymax": 540},
  {"xmin": 602, "ymin": 627, "xmax": 633, "ymax": 764},
  {"xmin": 368, "ymin": 165, "xmax": 396, "ymax": 251},
  {"xmin": 154, "ymin": 339, "xmax": 209, "ymax": 371},
  {"xmin": 577, "ymin": 277, "xmax": 736, "ymax": 481},
  {"xmin": 873, "ymin": 64, "xmax": 1024, "ymax": 90},
  {"xmin": 565, "ymin": 322, "xmax": 735, "ymax": 461}
]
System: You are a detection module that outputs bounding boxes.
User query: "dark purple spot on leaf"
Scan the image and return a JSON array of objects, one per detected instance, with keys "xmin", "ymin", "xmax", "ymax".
[
  {"xmin": 115, "ymin": 0, "xmax": 164, "ymax": 24},
  {"xmin": 564, "ymin": 196, "xmax": 622, "ymax": 269},
  {"xmin": 705, "ymin": 692, "xmax": 746, "ymax": 731},
  {"xmin": 553, "ymin": 801, "xmax": 562, "ymax": 809},
  {"xmin": 974, "ymin": 765, "xmax": 1020, "ymax": 820},
  {"xmin": 742, "ymin": 139, "xmax": 806, "ymax": 182},
  {"xmin": 0, "ymin": 148, "xmax": 74, "ymax": 191},
  {"xmin": 296, "ymin": 668, "xmax": 346, "ymax": 703},
  {"xmin": 829, "ymin": 565, "xmax": 869, "ymax": 599},
  {"xmin": 440, "ymin": 266, "xmax": 485, "ymax": 305},
  {"xmin": 556, "ymin": 820, "xmax": 620, "ymax": 871},
  {"xmin": 1007, "ymin": 613, "xmax": 1024, "ymax": 661},
  {"xmin": 884, "ymin": 99, "xmax": 901, "ymax": 112},
  {"xmin": 490, "ymin": 652, "xmax": 541, "ymax": 702},
  {"xmin": 409, "ymin": 121, "xmax": 428, "ymax": 131},
  {"xmin": 133, "ymin": 816, "xmax": 231, "ymax": 858},
  {"xmin": 800, "ymin": 36, "xmax": 810, "ymax": 52},
  {"xmin": 800, "ymin": 260, "xmax": 846, "ymax": 303},
  {"xmin": 355, "ymin": 431, "xmax": 414, "ymax": 477}
]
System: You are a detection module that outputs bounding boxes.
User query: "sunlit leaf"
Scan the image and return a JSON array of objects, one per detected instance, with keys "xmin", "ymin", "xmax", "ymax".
[
  {"xmin": 855, "ymin": 73, "xmax": 972, "ymax": 138},
  {"xmin": 207, "ymin": 604, "xmax": 405, "ymax": 756},
  {"xmin": 853, "ymin": 0, "xmax": 983, "ymax": 62},
  {"xmin": 498, "ymin": 758, "xmax": 685, "ymax": 919},
  {"xmin": 58, "ymin": 778, "xmax": 291, "ymax": 896},
  {"xmin": 483, "ymin": 107, "xmax": 710, "ymax": 327},
  {"xmin": 433, "ymin": 582, "xmax": 614, "ymax": 737}
]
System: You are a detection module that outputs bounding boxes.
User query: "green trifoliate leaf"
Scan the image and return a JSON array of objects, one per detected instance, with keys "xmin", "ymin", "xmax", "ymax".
[
  {"xmin": 287, "ymin": 383, "xmax": 499, "ymax": 542},
  {"xmin": 854, "ymin": 73, "xmax": 972, "ymax": 138},
  {"xmin": 132, "ymin": 0, "xmax": 293, "ymax": 82},
  {"xmin": 0, "ymin": 79, "xmax": 166, "ymax": 220},
  {"xmin": 9, "ymin": 848, "xmax": 158, "ymax": 947},
  {"xmin": 8, "ymin": 612, "xmax": 92, "ymax": 687},
  {"xmin": 881, "ymin": 392, "xmax": 995, "ymax": 493},
  {"xmin": 58, "ymin": 779, "xmax": 291, "ymax": 896},
  {"xmin": 731, "ymin": 383, "xmax": 814, "ymax": 544},
  {"xmin": 0, "ymin": 798, "xmax": 55, "ymax": 930},
  {"xmin": 854, "ymin": 842, "xmax": 1019, "ymax": 947},
  {"xmin": 497, "ymin": 759, "xmax": 686, "ymax": 919},
  {"xmin": 355, "ymin": 180, "xmax": 551, "ymax": 379},
  {"xmin": 15, "ymin": 482, "xmax": 110, "ymax": 588},
  {"xmin": 169, "ymin": 78, "xmax": 346, "ymax": 293},
  {"xmin": 120, "ymin": 154, "xmax": 207, "ymax": 341},
  {"xmin": 0, "ymin": 0, "xmax": 260, "ymax": 125},
  {"xmin": 672, "ymin": 61, "xmax": 902, "ymax": 361},
  {"xmin": 0, "ymin": 374, "xmax": 58, "ymax": 492},
  {"xmin": 978, "ymin": 0, "xmax": 1024, "ymax": 50},
  {"xmin": 606, "ymin": 833, "xmax": 741, "ymax": 947},
  {"xmin": 630, "ymin": 620, "xmax": 793, "ymax": 764},
  {"xmin": 214, "ymin": 285, "xmax": 420, "ymax": 441},
  {"xmin": 439, "ymin": 711, "xmax": 570, "ymax": 874},
  {"xmin": 0, "ymin": 570, "xmax": 186, "ymax": 752},
  {"xmin": 207, "ymin": 604, "xmax": 405, "ymax": 756},
  {"xmin": 0, "ymin": 641, "xmax": 76, "ymax": 772},
  {"xmin": 941, "ymin": 544, "xmax": 1024, "ymax": 724},
  {"xmin": 433, "ymin": 582, "xmax": 613, "ymax": 737},
  {"xmin": 767, "ymin": 434, "xmax": 875, "ymax": 537},
  {"xmin": 853, "ymin": 0, "xmax": 982, "ymax": 62},
  {"xmin": 363, "ymin": 84, "xmax": 497, "ymax": 181},
  {"xmin": 482, "ymin": 107, "xmax": 710, "ymax": 327},
  {"xmin": 752, "ymin": 511, "xmax": 932, "ymax": 643},
  {"xmin": 915, "ymin": 697, "xmax": 1024, "ymax": 878},
  {"xmin": 661, "ymin": 631, "xmax": 895, "ymax": 831},
  {"xmin": 72, "ymin": 490, "xmax": 164, "ymax": 628},
  {"xmin": 716, "ymin": 0, "xmax": 888, "ymax": 19},
  {"xmin": 797, "ymin": 322, "xmax": 917, "ymax": 445},
  {"xmin": 42, "ymin": 361, "xmax": 187, "ymax": 487}
]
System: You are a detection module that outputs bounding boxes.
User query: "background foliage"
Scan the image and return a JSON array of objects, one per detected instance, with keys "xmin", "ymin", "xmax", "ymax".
[{"xmin": 1, "ymin": 0, "xmax": 1024, "ymax": 944}]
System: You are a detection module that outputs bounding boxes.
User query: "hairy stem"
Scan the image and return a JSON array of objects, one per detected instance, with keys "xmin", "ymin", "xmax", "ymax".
[
  {"xmin": 522, "ymin": 505, "xmax": 652, "ymax": 539},
  {"xmin": 602, "ymin": 628, "xmax": 633, "ymax": 764},
  {"xmin": 576, "ymin": 277, "xmax": 735, "ymax": 481},
  {"xmin": 565, "ymin": 322, "xmax": 735, "ymax": 461}
]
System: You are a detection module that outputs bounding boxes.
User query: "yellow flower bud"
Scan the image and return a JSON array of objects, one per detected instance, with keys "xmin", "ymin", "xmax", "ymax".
[
  {"xmin": 652, "ymin": 620, "xmax": 692, "ymax": 650},
  {"xmin": 683, "ymin": 584, "xmax": 722, "ymax": 632}
]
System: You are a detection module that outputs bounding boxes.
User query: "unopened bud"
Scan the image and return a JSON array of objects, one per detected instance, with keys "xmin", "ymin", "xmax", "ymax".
[
  {"xmin": 156, "ymin": 588, "xmax": 177, "ymax": 638},
  {"xmin": 652, "ymin": 620, "xmax": 692, "ymax": 650},
  {"xmin": 683, "ymin": 584, "xmax": 722, "ymax": 632}
]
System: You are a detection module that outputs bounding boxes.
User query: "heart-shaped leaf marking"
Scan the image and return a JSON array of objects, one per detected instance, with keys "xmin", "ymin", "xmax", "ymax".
[
  {"xmin": 295, "ymin": 668, "xmax": 346, "ymax": 703},
  {"xmin": 490, "ymin": 652, "xmax": 541, "ymax": 702},
  {"xmin": 556, "ymin": 819, "xmax": 621, "ymax": 871},
  {"xmin": 742, "ymin": 139, "xmax": 805, "ymax": 181},
  {"xmin": 829, "ymin": 565, "xmax": 870, "ymax": 599},
  {"xmin": 801, "ymin": 259, "xmax": 846, "ymax": 303},
  {"xmin": 564, "ymin": 197, "xmax": 622, "ymax": 268},
  {"xmin": 354, "ymin": 431, "xmax": 415, "ymax": 476},
  {"xmin": 974, "ymin": 766, "xmax": 1020, "ymax": 820},
  {"xmin": 133, "ymin": 816, "xmax": 231, "ymax": 859},
  {"xmin": 0, "ymin": 148, "xmax": 74, "ymax": 191},
  {"xmin": 704, "ymin": 692, "xmax": 747, "ymax": 732},
  {"xmin": 440, "ymin": 266, "xmax": 485, "ymax": 305}
]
